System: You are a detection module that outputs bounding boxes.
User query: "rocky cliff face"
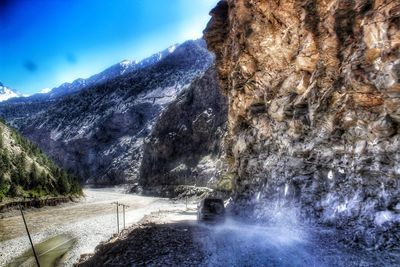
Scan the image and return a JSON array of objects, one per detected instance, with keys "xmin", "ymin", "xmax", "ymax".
[
  {"xmin": 139, "ymin": 67, "xmax": 227, "ymax": 195},
  {"xmin": 204, "ymin": 0, "xmax": 400, "ymax": 248}
]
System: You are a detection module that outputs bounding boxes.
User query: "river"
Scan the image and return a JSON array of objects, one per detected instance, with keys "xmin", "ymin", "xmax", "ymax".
[{"xmin": 0, "ymin": 188, "xmax": 182, "ymax": 266}]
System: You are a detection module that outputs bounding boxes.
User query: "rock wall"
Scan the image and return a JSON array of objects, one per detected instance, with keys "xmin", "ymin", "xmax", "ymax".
[
  {"xmin": 204, "ymin": 0, "xmax": 400, "ymax": 248},
  {"xmin": 139, "ymin": 67, "xmax": 228, "ymax": 196}
]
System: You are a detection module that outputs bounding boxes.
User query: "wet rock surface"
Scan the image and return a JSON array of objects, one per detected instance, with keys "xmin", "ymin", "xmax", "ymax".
[{"xmin": 204, "ymin": 0, "xmax": 400, "ymax": 248}]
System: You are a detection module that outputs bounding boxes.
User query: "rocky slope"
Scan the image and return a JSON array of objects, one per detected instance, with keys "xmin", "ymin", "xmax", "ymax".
[
  {"xmin": 0, "ymin": 40, "xmax": 215, "ymax": 185},
  {"xmin": 204, "ymin": 0, "xmax": 400, "ymax": 248},
  {"xmin": 139, "ymin": 67, "xmax": 227, "ymax": 195},
  {"xmin": 0, "ymin": 120, "xmax": 80, "ymax": 201}
]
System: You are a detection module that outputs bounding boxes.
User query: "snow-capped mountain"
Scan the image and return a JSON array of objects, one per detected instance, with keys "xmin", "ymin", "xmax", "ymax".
[
  {"xmin": 27, "ymin": 44, "xmax": 180, "ymax": 101},
  {"xmin": 0, "ymin": 39, "xmax": 218, "ymax": 185},
  {"xmin": 0, "ymin": 44, "xmax": 180, "ymax": 105},
  {"xmin": 0, "ymin": 83, "xmax": 20, "ymax": 102}
]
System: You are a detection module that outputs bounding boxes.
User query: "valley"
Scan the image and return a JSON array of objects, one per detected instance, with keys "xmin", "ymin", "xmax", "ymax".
[
  {"xmin": 0, "ymin": 40, "xmax": 223, "ymax": 192},
  {"xmin": 0, "ymin": 188, "xmax": 184, "ymax": 266}
]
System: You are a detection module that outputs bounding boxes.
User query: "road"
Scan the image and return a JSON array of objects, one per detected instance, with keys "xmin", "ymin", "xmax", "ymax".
[
  {"xmin": 76, "ymin": 205, "xmax": 400, "ymax": 267},
  {"xmin": 0, "ymin": 188, "xmax": 184, "ymax": 266}
]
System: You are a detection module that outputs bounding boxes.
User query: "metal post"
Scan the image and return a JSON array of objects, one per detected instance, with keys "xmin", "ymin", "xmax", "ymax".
[
  {"xmin": 185, "ymin": 174, "xmax": 188, "ymax": 210},
  {"xmin": 111, "ymin": 201, "xmax": 120, "ymax": 234},
  {"xmin": 116, "ymin": 201, "xmax": 119, "ymax": 234},
  {"xmin": 19, "ymin": 205, "xmax": 41, "ymax": 267},
  {"xmin": 119, "ymin": 204, "xmax": 129, "ymax": 230},
  {"xmin": 122, "ymin": 205, "xmax": 125, "ymax": 229}
]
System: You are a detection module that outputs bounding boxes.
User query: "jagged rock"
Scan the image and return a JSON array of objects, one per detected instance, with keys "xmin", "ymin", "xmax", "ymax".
[{"xmin": 204, "ymin": 0, "xmax": 400, "ymax": 249}]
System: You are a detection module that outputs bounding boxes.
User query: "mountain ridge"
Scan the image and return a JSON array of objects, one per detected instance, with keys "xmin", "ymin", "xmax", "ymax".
[{"xmin": 2, "ymin": 43, "xmax": 181, "ymax": 104}]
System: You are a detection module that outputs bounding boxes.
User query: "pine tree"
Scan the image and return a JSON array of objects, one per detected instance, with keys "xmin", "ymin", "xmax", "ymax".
[
  {"xmin": 15, "ymin": 153, "xmax": 28, "ymax": 188},
  {"xmin": 10, "ymin": 169, "xmax": 21, "ymax": 185},
  {"xmin": 57, "ymin": 171, "xmax": 71, "ymax": 195},
  {"xmin": 28, "ymin": 163, "xmax": 39, "ymax": 189},
  {"xmin": 0, "ymin": 127, "xmax": 4, "ymax": 149},
  {"xmin": 39, "ymin": 170, "xmax": 47, "ymax": 187},
  {"xmin": 0, "ymin": 151, "xmax": 11, "ymax": 173}
]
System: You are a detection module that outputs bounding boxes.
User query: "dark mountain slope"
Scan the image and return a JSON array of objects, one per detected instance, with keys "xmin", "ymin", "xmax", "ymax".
[{"xmin": 139, "ymin": 67, "xmax": 227, "ymax": 195}]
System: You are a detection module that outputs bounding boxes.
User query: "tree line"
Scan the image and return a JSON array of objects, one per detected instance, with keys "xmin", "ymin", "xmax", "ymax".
[{"xmin": 0, "ymin": 123, "xmax": 81, "ymax": 201}]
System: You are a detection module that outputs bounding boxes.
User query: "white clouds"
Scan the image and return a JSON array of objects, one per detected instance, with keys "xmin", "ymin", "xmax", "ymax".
[{"xmin": 40, "ymin": 88, "xmax": 52, "ymax": 94}]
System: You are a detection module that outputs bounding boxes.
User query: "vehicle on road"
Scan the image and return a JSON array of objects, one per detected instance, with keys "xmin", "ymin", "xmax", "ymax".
[{"xmin": 197, "ymin": 198, "xmax": 225, "ymax": 222}]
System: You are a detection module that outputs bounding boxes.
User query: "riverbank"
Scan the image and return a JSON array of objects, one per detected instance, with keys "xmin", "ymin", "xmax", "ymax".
[{"xmin": 0, "ymin": 195, "xmax": 81, "ymax": 215}]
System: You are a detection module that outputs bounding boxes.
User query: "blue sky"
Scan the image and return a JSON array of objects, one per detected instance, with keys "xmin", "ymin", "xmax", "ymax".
[{"xmin": 0, "ymin": 0, "xmax": 218, "ymax": 95}]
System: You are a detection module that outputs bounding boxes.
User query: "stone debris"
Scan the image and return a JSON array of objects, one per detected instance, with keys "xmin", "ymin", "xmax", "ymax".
[{"xmin": 76, "ymin": 211, "xmax": 208, "ymax": 267}]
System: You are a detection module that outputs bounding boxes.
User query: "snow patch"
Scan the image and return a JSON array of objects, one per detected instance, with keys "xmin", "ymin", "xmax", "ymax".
[
  {"xmin": 0, "ymin": 84, "xmax": 20, "ymax": 102},
  {"xmin": 374, "ymin": 211, "xmax": 394, "ymax": 225},
  {"xmin": 120, "ymin": 60, "xmax": 132, "ymax": 67},
  {"xmin": 256, "ymin": 192, "xmax": 262, "ymax": 202},
  {"xmin": 284, "ymin": 183, "xmax": 289, "ymax": 196},
  {"xmin": 168, "ymin": 44, "xmax": 177, "ymax": 53},
  {"xmin": 336, "ymin": 203, "xmax": 347, "ymax": 213},
  {"xmin": 135, "ymin": 84, "xmax": 186, "ymax": 106},
  {"xmin": 171, "ymin": 163, "xmax": 188, "ymax": 172},
  {"xmin": 327, "ymin": 170, "xmax": 334, "ymax": 180},
  {"xmin": 50, "ymin": 129, "xmax": 63, "ymax": 141}
]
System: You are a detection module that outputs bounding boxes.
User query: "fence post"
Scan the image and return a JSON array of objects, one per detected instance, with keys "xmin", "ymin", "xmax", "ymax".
[
  {"xmin": 111, "ymin": 202, "xmax": 120, "ymax": 234},
  {"xmin": 122, "ymin": 204, "xmax": 125, "ymax": 229},
  {"xmin": 116, "ymin": 201, "xmax": 119, "ymax": 234}
]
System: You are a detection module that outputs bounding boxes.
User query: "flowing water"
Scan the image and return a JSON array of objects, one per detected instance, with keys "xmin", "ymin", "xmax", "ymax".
[
  {"xmin": 0, "ymin": 188, "xmax": 182, "ymax": 266},
  {"xmin": 197, "ymin": 218, "xmax": 400, "ymax": 266}
]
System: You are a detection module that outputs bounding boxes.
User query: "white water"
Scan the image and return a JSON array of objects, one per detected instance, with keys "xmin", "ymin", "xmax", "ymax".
[
  {"xmin": 194, "ymin": 199, "xmax": 400, "ymax": 267},
  {"xmin": 195, "ymin": 218, "xmax": 400, "ymax": 267}
]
